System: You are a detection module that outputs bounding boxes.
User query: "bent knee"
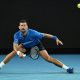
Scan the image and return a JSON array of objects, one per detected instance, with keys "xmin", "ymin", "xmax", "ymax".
[{"xmin": 44, "ymin": 56, "xmax": 51, "ymax": 61}]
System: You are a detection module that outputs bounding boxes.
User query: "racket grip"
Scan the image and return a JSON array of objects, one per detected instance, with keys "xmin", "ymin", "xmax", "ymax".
[{"xmin": 23, "ymin": 54, "xmax": 26, "ymax": 58}]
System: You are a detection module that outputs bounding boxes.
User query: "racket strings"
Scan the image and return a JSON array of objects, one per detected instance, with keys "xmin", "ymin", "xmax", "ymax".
[{"xmin": 30, "ymin": 46, "xmax": 39, "ymax": 60}]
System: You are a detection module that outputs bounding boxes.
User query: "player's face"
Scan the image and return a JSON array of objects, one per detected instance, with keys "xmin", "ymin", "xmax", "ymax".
[{"xmin": 19, "ymin": 22, "xmax": 28, "ymax": 33}]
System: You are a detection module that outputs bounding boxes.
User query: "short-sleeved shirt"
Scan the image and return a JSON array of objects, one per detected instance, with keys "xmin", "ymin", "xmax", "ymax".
[{"xmin": 13, "ymin": 29, "xmax": 44, "ymax": 48}]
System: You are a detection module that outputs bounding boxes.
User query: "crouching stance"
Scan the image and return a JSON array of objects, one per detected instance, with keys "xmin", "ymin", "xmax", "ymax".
[{"xmin": 0, "ymin": 19, "xmax": 73, "ymax": 73}]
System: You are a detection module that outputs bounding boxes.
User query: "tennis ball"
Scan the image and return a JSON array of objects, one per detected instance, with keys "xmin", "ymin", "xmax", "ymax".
[{"xmin": 77, "ymin": 3, "xmax": 80, "ymax": 8}]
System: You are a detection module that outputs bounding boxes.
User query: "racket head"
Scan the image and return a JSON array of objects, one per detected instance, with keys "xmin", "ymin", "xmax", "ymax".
[{"xmin": 30, "ymin": 46, "xmax": 39, "ymax": 60}]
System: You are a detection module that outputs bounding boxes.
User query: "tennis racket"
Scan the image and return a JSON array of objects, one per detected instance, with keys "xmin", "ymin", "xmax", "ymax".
[{"xmin": 30, "ymin": 46, "xmax": 39, "ymax": 60}]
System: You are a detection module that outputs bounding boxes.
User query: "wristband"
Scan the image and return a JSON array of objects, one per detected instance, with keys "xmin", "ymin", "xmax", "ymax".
[
  {"xmin": 52, "ymin": 36, "xmax": 58, "ymax": 40},
  {"xmin": 17, "ymin": 51, "xmax": 21, "ymax": 55},
  {"xmin": 17, "ymin": 51, "xmax": 26, "ymax": 58}
]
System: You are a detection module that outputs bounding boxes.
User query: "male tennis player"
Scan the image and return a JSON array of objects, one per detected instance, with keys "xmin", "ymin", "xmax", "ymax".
[{"xmin": 0, "ymin": 19, "xmax": 73, "ymax": 73}]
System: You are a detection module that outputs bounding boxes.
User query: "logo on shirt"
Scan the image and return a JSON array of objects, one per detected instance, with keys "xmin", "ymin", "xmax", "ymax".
[{"xmin": 22, "ymin": 40, "xmax": 35, "ymax": 45}]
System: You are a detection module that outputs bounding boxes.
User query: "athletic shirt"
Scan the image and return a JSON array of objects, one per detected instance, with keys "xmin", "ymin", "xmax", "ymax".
[{"xmin": 13, "ymin": 29, "xmax": 44, "ymax": 48}]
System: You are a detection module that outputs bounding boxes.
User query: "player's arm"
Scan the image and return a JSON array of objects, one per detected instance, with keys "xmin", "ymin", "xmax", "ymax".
[
  {"xmin": 43, "ymin": 33, "xmax": 63, "ymax": 45},
  {"xmin": 13, "ymin": 43, "xmax": 19, "ymax": 52},
  {"xmin": 34, "ymin": 30, "xmax": 63, "ymax": 45},
  {"xmin": 13, "ymin": 43, "xmax": 23, "ymax": 52},
  {"xmin": 13, "ymin": 43, "xmax": 26, "ymax": 58},
  {"xmin": 13, "ymin": 34, "xmax": 26, "ymax": 58}
]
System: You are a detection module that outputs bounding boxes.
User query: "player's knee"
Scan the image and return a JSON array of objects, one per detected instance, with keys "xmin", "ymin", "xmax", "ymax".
[{"xmin": 45, "ymin": 56, "xmax": 51, "ymax": 62}]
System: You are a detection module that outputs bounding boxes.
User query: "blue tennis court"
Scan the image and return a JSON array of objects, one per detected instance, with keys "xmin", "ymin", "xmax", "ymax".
[{"xmin": 0, "ymin": 54, "xmax": 80, "ymax": 80}]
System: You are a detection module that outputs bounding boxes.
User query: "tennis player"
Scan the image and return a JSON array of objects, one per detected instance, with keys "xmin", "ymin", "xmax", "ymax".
[{"xmin": 0, "ymin": 19, "xmax": 73, "ymax": 73}]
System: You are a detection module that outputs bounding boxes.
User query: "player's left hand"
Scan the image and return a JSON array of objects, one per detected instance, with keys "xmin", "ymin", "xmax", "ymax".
[{"xmin": 56, "ymin": 39, "xmax": 63, "ymax": 46}]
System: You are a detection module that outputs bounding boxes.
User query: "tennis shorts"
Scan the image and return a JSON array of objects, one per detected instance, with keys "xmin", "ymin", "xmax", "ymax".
[{"xmin": 24, "ymin": 42, "xmax": 45, "ymax": 54}]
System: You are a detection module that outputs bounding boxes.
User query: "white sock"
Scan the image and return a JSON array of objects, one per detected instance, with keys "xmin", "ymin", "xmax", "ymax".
[
  {"xmin": 0, "ymin": 62, "xmax": 5, "ymax": 69},
  {"xmin": 62, "ymin": 64, "xmax": 69, "ymax": 70}
]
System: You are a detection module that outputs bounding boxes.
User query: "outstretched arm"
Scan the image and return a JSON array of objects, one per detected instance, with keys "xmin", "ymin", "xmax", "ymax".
[{"xmin": 43, "ymin": 33, "xmax": 63, "ymax": 45}]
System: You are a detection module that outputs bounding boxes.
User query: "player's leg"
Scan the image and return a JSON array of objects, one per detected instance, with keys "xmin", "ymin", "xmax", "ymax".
[
  {"xmin": 0, "ymin": 50, "xmax": 16, "ymax": 69},
  {"xmin": 0, "ymin": 45, "xmax": 26, "ymax": 69},
  {"xmin": 3, "ymin": 51, "xmax": 16, "ymax": 64},
  {"xmin": 39, "ymin": 50, "xmax": 63, "ymax": 68},
  {"xmin": 36, "ymin": 42, "xmax": 63, "ymax": 68},
  {"xmin": 39, "ymin": 50, "xmax": 73, "ymax": 73}
]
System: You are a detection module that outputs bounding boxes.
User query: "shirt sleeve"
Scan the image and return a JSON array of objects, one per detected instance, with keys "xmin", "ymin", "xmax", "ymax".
[
  {"xmin": 13, "ymin": 34, "xmax": 18, "ymax": 44},
  {"xmin": 34, "ymin": 30, "xmax": 44, "ymax": 40}
]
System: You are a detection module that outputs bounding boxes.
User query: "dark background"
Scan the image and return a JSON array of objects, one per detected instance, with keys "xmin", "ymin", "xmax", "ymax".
[{"xmin": 0, "ymin": 0, "xmax": 80, "ymax": 53}]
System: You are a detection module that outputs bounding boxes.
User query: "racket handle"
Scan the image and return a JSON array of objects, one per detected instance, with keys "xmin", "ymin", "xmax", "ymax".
[{"xmin": 23, "ymin": 54, "xmax": 26, "ymax": 58}]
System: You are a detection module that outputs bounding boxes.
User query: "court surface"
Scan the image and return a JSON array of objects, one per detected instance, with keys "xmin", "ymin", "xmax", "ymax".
[{"xmin": 0, "ymin": 54, "xmax": 80, "ymax": 80}]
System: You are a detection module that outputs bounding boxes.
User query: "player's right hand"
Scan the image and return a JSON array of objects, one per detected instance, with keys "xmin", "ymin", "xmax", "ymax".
[{"xmin": 19, "ymin": 52, "xmax": 25, "ymax": 58}]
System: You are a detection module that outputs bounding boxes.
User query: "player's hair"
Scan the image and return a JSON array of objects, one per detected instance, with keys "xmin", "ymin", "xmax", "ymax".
[{"xmin": 19, "ymin": 19, "xmax": 27, "ymax": 23}]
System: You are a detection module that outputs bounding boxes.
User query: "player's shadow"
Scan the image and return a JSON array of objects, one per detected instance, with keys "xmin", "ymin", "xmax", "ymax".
[{"xmin": 0, "ymin": 71, "xmax": 80, "ymax": 74}]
